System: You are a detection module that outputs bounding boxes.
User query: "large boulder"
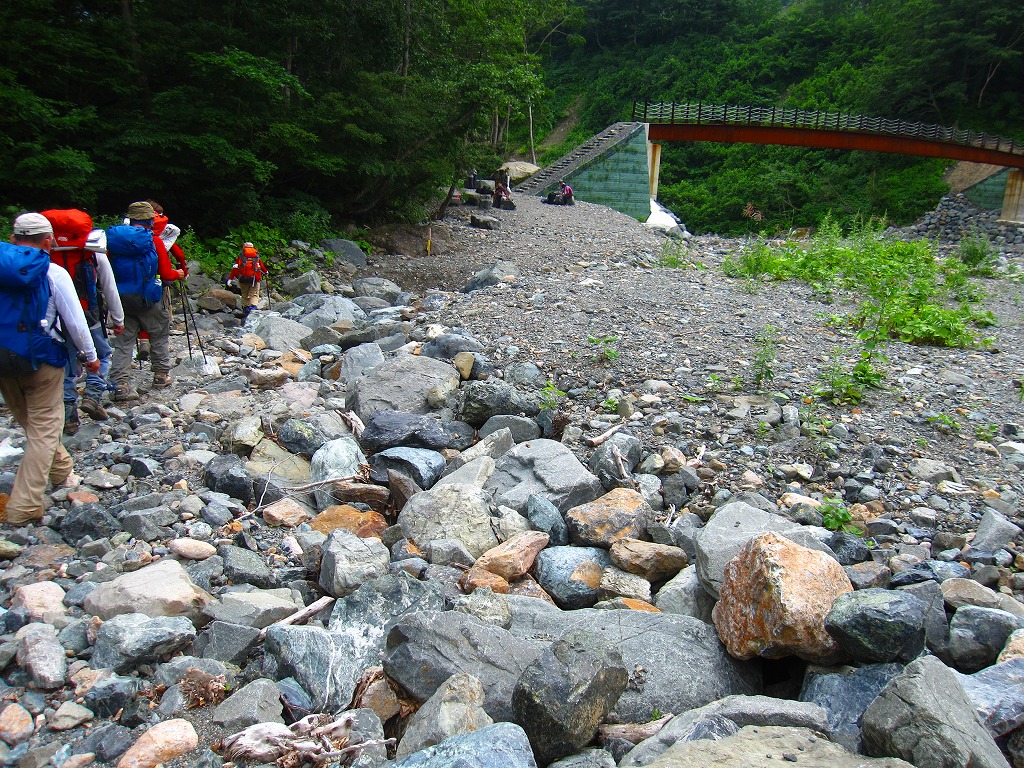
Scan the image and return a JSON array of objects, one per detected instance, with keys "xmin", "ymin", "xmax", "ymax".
[
  {"xmin": 511, "ymin": 629, "xmax": 628, "ymax": 766},
  {"xmin": 861, "ymin": 655, "xmax": 1009, "ymax": 768},
  {"xmin": 347, "ymin": 354, "xmax": 459, "ymax": 422},
  {"xmin": 388, "ymin": 722, "xmax": 537, "ymax": 768},
  {"xmin": 695, "ymin": 500, "xmax": 834, "ymax": 598},
  {"xmin": 483, "ymin": 439, "xmax": 603, "ymax": 514},
  {"xmin": 383, "ymin": 610, "xmax": 545, "ymax": 724},
  {"xmin": 398, "ymin": 483, "xmax": 500, "ymax": 558},
  {"xmin": 83, "ymin": 560, "xmax": 213, "ymax": 623},
  {"xmin": 635, "ymin": 726, "xmax": 913, "ymax": 768},
  {"xmin": 713, "ymin": 532, "xmax": 853, "ymax": 663},
  {"xmin": 505, "ymin": 596, "xmax": 761, "ymax": 722}
]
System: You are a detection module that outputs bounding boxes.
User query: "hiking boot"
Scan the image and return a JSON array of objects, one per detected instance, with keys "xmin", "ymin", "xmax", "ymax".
[
  {"xmin": 63, "ymin": 403, "xmax": 80, "ymax": 436},
  {"xmin": 79, "ymin": 396, "xmax": 108, "ymax": 421},
  {"xmin": 152, "ymin": 372, "xmax": 173, "ymax": 389},
  {"xmin": 138, "ymin": 339, "xmax": 151, "ymax": 362},
  {"xmin": 112, "ymin": 386, "xmax": 140, "ymax": 403}
]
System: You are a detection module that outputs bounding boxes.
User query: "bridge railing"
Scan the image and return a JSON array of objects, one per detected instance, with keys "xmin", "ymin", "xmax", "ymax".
[{"xmin": 633, "ymin": 102, "xmax": 1021, "ymax": 156}]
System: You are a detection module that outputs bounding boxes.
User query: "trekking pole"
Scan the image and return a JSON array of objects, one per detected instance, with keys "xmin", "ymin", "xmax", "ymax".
[
  {"xmin": 178, "ymin": 281, "xmax": 207, "ymax": 358},
  {"xmin": 177, "ymin": 282, "xmax": 195, "ymax": 363}
]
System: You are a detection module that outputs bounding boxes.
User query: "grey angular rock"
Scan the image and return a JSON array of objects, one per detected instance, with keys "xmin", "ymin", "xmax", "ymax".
[
  {"xmin": 480, "ymin": 415, "xmax": 541, "ymax": 443},
  {"xmin": 799, "ymin": 663, "xmax": 903, "ymax": 752},
  {"xmin": 959, "ymin": 657, "xmax": 1024, "ymax": 737},
  {"xmin": 321, "ymin": 238, "xmax": 368, "ymax": 268},
  {"xmin": 281, "ymin": 271, "xmax": 321, "ymax": 297},
  {"xmin": 203, "ymin": 454, "xmax": 253, "ymax": 505},
  {"xmin": 219, "ymin": 545, "xmax": 276, "ymax": 589},
  {"xmin": 825, "ymin": 589, "xmax": 927, "ymax": 663},
  {"xmin": 310, "ymin": 435, "xmax": 367, "ymax": 510},
  {"xmin": 587, "ymin": 432, "xmax": 642, "ymax": 489},
  {"xmin": 254, "ymin": 315, "xmax": 314, "ymax": 351},
  {"xmin": 360, "ymin": 410, "xmax": 453, "ymax": 453},
  {"xmin": 504, "ymin": 597, "xmax": 761, "ymax": 723},
  {"xmin": 861, "ymin": 655, "xmax": 1009, "ymax": 768},
  {"xmin": 654, "ymin": 565, "xmax": 715, "ymax": 623},
  {"xmin": 635, "ymin": 725, "xmax": 913, "ymax": 768},
  {"xmin": 459, "ymin": 380, "xmax": 541, "ymax": 427},
  {"xmin": 383, "ymin": 610, "xmax": 545, "ymax": 723},
  {"xmin": 60, "ymin": 503, "xmax": 122, "ymax": 545},
  {"xmin": 971, "ymin": 509, "xmax": 1021, "ymax": 552},
  {"xmin": 526, "ymin": 493, "xmax": 569, "ymax": 546},
  {"xmin": 317, "ymin": 529, "xmax": 390, "ymax": 598},
  {"xmin": 211, "ymin": 678, "xmax": 283, "ymax": 730},
  {"xmin": 193, "ymin": 621, "xmax": 261, "ymax": 666},
  {"xmin": 462, "ymin": 260, "xmax": 520, "ymax": 292},
  {"xmin": 420, "ymin": 333, "xmax": 484, "ymax": 360},
  {"xmin": 15, "ymin": 624, "xmax": 66, "ymax": 690},
  {"xmin": 396, "ymin": 673, "xmax": 493, "ymax": 759},
  {"xmin": 369, "ymin": 446, "xmax": 446, "ymax": 488},
  {"xmin": 483, "ymin": 439, "xmax": 604, "ymax": 514},
  {"xmin": 948, "ymin": 605, "xmax": 1024, "ymax": 672},
  {"xmin": 388, "ymin": 721, "xmax": 537, "ymax": 768},
  {"xmin": 347, "ymin": 354, "xmax": 459, "ymax": 422},
  {"xmin": 621, "ymin": 695, "xmax": 832, "ymax": 766},
  {"xmin": 512, "ymin": 629, "xmax": 628, "ymax": 765},
  {"xmin": 398, "ymin": 483, "xmax": 500, "ymax": 558},
  {"xmin": 90, "ymin": 613, "xmax": 197, "ymax": 674},
  {"xmin": 352, "ymin": 276, "xmax": 403, "ymax": 303}
]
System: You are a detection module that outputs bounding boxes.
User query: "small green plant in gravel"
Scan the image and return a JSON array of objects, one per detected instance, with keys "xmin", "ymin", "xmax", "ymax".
[
  {"xmin": 601, "ymin": 396, "xmax": 620, "ymax": 413},
  {"xmin": 657, "ymin": 240, "xmax": 704, "ymax": 269},
  {"xmin": 539, "ymin": 380, "xmax": 565, "ymax": 411},
  {"xmin": 927, "ymin": 412, "xmax": 961, "ymax": 435},
  {"xmin": 820, "ymin": 498, "xmax": 861, "ymax": 534},
  {"xmin": 957, "ymin": 227, "xmax": 998, "ymax": 276},
  {"xmin": 974, "ymin": 423, "xmax": 999, "ymax": 442},
  {"xmin": 814, "ymin": 360, "xmax": 865, "ymax": 405},
  {"xmin": 588, "ymin": 335, "xmax": 620, "ymax": 363},
  {"xmin": 751, "ymin": 325, "xmax": 779, "ymax": 387}
]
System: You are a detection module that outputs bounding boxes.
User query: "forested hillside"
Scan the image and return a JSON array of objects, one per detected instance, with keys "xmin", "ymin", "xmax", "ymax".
[
  {"xmin": 542, "ymin": 0, "xmax": 1024, "ymax": 233},
  {"xmin": 3, "ymin": 0, "xmax": 1023, "ymax": 238}
]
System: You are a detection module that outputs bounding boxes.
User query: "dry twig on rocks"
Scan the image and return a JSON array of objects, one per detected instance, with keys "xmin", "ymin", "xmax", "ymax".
[{"xmin": 219, "ymin": 713, "xmax": 394, "ymax": 767}]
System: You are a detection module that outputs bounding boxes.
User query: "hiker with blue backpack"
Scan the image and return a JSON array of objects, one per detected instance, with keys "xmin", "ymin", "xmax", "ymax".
[
  {"xmin": 0, "ymin": 213, "xmax": 100, "ymax": 525},
  {"xmin": 107, "ymin": 201, "xmax": 186, "ymax": 401}
]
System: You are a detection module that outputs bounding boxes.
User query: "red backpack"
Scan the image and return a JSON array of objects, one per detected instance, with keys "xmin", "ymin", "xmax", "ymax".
[
  {"xmin": 40, "ymin": 209, "xmax": 100, "ymax": 322},
  {"xmin": 238, "ymin": 246, "xmax": 262, "ymax": 284}
]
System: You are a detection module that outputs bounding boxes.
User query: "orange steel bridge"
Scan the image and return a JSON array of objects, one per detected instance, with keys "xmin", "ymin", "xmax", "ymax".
[
  {"xmin": 632, "ymin": 103, "xmax": 1024, "ymax": 221},
  {"xmin": 633, "ymin": 103, "xmax": 1024, "ymax": 168}
]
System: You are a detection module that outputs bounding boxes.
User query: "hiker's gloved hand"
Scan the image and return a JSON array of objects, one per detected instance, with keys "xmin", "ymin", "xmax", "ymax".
[
  {"xmin": 225, "ymin": 279, "xmax": 233, "ymax": 289},
  {"xmin": 111, "ymin": 325, "xmax": 124, "ymax": 336},
  {"xmin": 84, "ymin": 359, "xmax": 101, "ymax": 374}
]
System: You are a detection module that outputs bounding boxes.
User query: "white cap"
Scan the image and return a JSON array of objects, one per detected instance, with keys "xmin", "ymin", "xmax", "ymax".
[
  {"xmin": 12, "ymin": 213, "xmax": 53, "ymax": 237},
  {"xmin": 243, "ymin": 242, "xmax": 254, "ymax": 248}
]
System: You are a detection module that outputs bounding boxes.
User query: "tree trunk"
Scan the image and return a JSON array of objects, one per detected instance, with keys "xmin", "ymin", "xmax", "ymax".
[
  {"xmin": 119, "ymin": 0, "xmax": 149, "ymax": 93},
  {"xmin": 528, "ymin": 100, "xmax": 536, "ymax": 164}
]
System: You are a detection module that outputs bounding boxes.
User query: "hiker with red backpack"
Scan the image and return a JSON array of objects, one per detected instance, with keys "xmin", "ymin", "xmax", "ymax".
[
  {"xmin": 107, "ymin": 201, "xmax": 185, "ymax": 401},
  {"xmin": 0, "ymin": 213, "xmax": 100, "ymax": 524},
  {"xmin": 227, "ymin": 242, "xmax": 268, "ymax": 319},
  {"xmin": 40, "ymin": 210, "xmax": 125, "ymax": 435}
]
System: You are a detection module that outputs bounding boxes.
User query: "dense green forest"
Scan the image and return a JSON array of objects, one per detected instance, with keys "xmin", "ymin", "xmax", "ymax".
[{"xmin": 3, "ymin": 0, "xmax": 1023, "ymax": 238}]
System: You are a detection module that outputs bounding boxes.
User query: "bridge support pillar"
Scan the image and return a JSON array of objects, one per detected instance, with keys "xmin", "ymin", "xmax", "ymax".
[
  {"xmin": 1000, "ymin": 169, "xmax": 1024, "ymax": 224},
  {"xmin": 648, "ymin": 140, "xmax": 662, "ymax": 201}
]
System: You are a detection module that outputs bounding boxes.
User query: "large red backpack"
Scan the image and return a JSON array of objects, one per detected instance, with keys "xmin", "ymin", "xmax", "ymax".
[
  {"xmin": 238, "ymin": 245, "xmax": 262, "ymax": 284},
  {"xmin": 40, "ymin": 209, "xmax": 100, "ymax": 323}
]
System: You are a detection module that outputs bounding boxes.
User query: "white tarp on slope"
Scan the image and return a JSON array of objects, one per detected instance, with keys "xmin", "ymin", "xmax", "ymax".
[{"xmin": 645, "ymin": 199, "xmax": 690, "ymax": 238}]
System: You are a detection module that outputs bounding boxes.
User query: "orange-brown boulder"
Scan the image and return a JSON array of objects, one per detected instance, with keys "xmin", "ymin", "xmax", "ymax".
[
  {"xmin": 475, "ymin": 531, "xmax": 550, "ymax": 580},
  {"xmin": 565, "ymin": 488, "xmax": 652, "ymax": 548},
  {"xmin": 310, "ymin": 504, "xmax": 388, "ymax": 538},
  {"xmin": 712, "ymin": 531, "xmax": 853, "ymax": 662},
  {"xmin": 609, "ymin": 538, "xmax": 688, "ymax": 582}
]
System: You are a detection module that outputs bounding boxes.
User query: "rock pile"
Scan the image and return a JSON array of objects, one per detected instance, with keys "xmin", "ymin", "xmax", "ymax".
[{"xmin": 0, "ymin": 194, "xmax": 1022, "ymax": 768}]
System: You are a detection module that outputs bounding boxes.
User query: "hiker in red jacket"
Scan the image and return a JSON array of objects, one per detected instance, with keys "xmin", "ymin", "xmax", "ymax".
[{"xmin": 227, "ymin": 242, "xmax": 268, "ymax": 319}]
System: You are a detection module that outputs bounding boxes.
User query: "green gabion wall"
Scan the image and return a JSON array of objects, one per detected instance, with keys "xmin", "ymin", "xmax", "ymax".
[
  {"xmin": 562, "ymin": 128, "xmax": 651, "ymax": 220},
  {"xmin": 963, "ymin": 168, "xmax": 1008, "ymax": 210}
]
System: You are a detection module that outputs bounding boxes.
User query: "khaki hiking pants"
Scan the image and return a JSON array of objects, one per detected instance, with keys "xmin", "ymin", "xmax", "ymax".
[
  {"xmin": 0, "ymin": 363, "xmax": 74, "ymax": 524},
  {"xmin": 110, "ymin": 299, "xmax": 172, "ymax": 387},
  {"xmin": 240, "ymin": 279, "xmax": 261, "ymax": 309}
]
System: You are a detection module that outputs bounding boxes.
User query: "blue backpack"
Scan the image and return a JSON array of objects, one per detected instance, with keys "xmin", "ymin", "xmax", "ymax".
[
  {"xmin": 106, "ymin": 225, "xmax": 163, "ymax": 311},
  {"xmin": 0, "ymin": 243, "xmax": 68, "ymax": 376}
]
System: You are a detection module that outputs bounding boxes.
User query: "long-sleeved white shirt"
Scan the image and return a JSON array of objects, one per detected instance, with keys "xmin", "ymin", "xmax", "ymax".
[
  {"xmin": 84, "ymin": 230, "xmax": 125, "ymax": 327},
  {"xmin": 47, "ymin": 263, "xmax": 97, "ymax": 363}
]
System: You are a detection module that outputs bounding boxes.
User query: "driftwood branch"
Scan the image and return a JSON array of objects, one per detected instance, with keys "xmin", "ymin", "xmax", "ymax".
[
  {"xmin": 258, "ymin": 596, "xmax": 336, "ymax": 641},
  {"xmin": 598, "ymin": 713, "xmax": 673, "ymax": 744},
  {"xmin": 585, "ymin": 424, "xmax": 622, "ymax": 447}
]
